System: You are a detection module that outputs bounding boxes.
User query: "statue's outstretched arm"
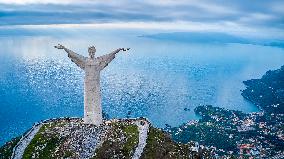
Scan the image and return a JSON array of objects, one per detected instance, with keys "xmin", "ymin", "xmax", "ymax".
[
  {"xmin": 55, "ymin": 44, "xmax": 87, "ymax": 70},
  {"xmin": 97, "ymin": 48, "xmax": 130, "ymax": 70}
]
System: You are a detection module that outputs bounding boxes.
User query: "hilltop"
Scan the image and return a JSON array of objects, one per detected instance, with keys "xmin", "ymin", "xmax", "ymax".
[{"xmin": 0, "ymin": 118, "xmax": 211, "ymax": 159}]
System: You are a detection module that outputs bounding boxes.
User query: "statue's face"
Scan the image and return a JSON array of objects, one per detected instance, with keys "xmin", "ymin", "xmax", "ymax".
[{"xmin": 88, "ymin": 46, "xmax": 96, "ymax": 59}]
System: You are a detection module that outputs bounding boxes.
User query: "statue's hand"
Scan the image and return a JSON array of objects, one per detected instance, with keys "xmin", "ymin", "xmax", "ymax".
[
  {"xmin": 54, "ymin": 44, "xmax": 65, "ymax": 49},
  {"xmin": 122, "ymin": 48, "xmax": 130, "ymax": 52}
]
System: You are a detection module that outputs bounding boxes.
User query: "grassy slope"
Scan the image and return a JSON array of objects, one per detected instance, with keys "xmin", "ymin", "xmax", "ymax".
[
  {"xmin": 23, "ymin": 123, "xmax": 61, "ymax": 159},
  {"xmin": 93, "ymin": 122, "xmax": 139, "ymax": 159},
  {"xmin": 0, "ymin": 137, "xmax": 21, "ymax": 159},
  {"xmin": 141, "ymin": 127, "xmax": 191, "ymax": 159}
]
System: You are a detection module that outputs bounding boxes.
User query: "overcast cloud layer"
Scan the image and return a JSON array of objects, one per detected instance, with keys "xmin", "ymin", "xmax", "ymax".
[{"xmin": 0, "ymin": 0, "xmax": 284, "ymax": 39}]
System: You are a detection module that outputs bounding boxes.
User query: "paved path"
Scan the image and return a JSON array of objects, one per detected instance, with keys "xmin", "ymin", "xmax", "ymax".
[
  {"xmin": 12, "ymin": 123, "xmax": 42, "ymax": 159},
  {"xmin": 132, "ymin": 120, "xmax": 150, "ymax": 159}
]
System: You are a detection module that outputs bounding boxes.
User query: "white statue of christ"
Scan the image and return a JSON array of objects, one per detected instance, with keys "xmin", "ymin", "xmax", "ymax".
[{"xmin": 55, "ymin": 44, "xmax": 129, "ymax": 125}]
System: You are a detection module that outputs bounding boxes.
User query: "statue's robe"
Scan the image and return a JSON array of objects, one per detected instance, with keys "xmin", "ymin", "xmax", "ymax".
[{"xmin": 66, "ymin": 48, "xmax": 116, "ymax": 125}]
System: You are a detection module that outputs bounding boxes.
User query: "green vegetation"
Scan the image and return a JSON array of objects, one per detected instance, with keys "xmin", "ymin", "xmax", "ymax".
[
  {"xmin": 22, "ymin": 120, "xmax": 80, "ymax": 158},
  {"xmin": 62, "ymin": 150, "xmax": 73, "ymax": 158},
  {"xmin": 93, "ymin": 122, "xmax": 139, "ymax": 159},
  {"xmin": 172, "ymin": 123, "xmax": 237, "ymax": 151},
  {"xmin": 242, "ymin": 65, "xmax": 284, "ymax": 113},
  {"xmin": 23, "ymin": 124, "xmax": 60, "ymax": 159},
  {"xmin": 141, "ymin": 127, "xmax": 190, "ymax": 159},
  {"xmin": 123, "ymin": 124, "xmax": 139, "ymax": 155},
  {"xmin": 0, "ymin": 137, "xmax": 21, "ymax": 159}
]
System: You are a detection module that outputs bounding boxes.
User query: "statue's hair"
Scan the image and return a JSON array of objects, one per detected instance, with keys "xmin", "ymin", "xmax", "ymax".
[{"xmin": 88, "ymin": 46, "xmax": 96, "ymax": 53}]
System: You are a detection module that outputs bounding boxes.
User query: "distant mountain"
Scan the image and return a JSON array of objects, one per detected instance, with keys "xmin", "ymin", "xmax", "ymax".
[{"xmin": 140, "ymin": 32, "xmax": 284, "ymax": 48}]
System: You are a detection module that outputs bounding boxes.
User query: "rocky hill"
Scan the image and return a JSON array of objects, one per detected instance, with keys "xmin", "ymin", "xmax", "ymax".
[
  {"xmin": 242, "ymin": 65, "xmax": 284, "ymax": 113},
  {"xmin": 0, "ymin": 118, "xmax": 211, "ymax": 159}
]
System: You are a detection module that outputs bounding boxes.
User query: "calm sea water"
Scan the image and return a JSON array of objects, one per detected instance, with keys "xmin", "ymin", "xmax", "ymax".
[{"xmin": 1, "ymin": 27, "xmax": 284, "ymax": 145}]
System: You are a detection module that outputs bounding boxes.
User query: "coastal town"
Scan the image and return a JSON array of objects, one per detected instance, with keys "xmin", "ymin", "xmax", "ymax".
[{"xmin": 169, "ymin": 66, "xmax": 284, "ymax": 158}]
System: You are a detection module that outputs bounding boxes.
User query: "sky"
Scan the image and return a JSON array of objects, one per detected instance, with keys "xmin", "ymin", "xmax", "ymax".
[{"xmin": 0, "ymin": 0, "xmax": 284, "ymax": 39}]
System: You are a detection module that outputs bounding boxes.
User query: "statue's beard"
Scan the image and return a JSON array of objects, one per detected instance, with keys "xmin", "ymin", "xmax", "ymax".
[{"xmin": 89, "ymin": 53, "xmax": 95, "ymax": 59}]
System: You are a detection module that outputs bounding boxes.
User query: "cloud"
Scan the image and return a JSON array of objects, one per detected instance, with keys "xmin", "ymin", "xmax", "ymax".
[
  {"xmin": 0, "ymin": 0, "xmax": 283, "ymax": 39},
  {"xmin": 0, "ymin": 0, "xmax": 90, "ymax": 4}
]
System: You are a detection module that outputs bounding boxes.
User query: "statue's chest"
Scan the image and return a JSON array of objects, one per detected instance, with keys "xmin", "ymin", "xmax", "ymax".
[{"xmin": 85, "ymin": 60, "xmax": 100, "ymax": 73}]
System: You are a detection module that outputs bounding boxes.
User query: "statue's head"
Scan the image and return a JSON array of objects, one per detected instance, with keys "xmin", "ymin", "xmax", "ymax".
[{"xmin": 88, "ymin": 46, "xmax": 96, "ymax": 59}]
